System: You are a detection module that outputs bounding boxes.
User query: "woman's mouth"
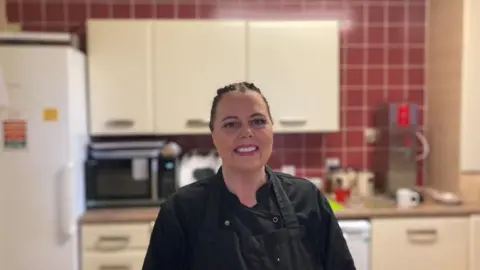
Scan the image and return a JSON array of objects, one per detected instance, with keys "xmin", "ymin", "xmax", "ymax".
[{"xmin": 234, "ymin": 145, "xmax": 259, "ymax": 156}]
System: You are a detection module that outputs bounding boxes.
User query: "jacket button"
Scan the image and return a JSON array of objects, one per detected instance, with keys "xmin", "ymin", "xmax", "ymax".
[
  {"xmin": 276, "ymin": 257, "xmax": 280, "ymax": 262},
  {"xmin": 273, "ymin": 217, "xmax": 279, "ymax": 223},
  {"xmin": 224, "ymin": 220, "xmax": 230, "ymax": 226}
]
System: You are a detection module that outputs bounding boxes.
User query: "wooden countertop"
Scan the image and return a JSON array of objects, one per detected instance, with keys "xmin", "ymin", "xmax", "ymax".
[{"xmin": 79, "ymin": 201, "xmax": 480, "ymax": 224}]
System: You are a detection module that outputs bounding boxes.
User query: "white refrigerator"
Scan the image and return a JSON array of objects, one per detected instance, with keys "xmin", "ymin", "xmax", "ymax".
[{"xmin": 0, "ymin": 32, "xmax": 88, "ymax": 270}]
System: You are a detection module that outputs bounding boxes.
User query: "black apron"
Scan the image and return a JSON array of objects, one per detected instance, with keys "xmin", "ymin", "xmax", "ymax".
[{"xmin": 191, "ymin": 173, "xmax": 322, "ymax": 270}]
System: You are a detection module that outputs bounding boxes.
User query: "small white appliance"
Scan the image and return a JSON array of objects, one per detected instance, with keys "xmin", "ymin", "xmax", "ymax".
[
  {"xmin": 0, "ymin": 32, "xmax": 87, "ymax": 270},
  {"xmin": 339, "ymin": 220, "xmax": 371, "ymax": 270},
  {"xmin": 178, "ymin": 150, "xmax": 221, "ymax": 188}
]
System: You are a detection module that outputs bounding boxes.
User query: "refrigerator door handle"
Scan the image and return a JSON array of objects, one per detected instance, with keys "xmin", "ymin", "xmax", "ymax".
[{"xmin": 60, "ymin": 162, "xmax": 75, "ymax": 237}]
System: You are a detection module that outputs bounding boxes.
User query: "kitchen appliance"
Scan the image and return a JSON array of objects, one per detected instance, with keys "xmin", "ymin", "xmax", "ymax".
[
  {"xmin": 0, "ymin": 32, "xmax": 86, "ymax": 270},
  {"xmin": 339, "ymin": 220, "xmax": 371, "ymax": 270},
  {"xmin": 178, "ymin": 149, "xmax": 221, "ymax": 188},
  {"xmin": 85, "ymin": 140, "xmax": 179, "ymax": 208},
  {"xmin": 372, "ymin": 103, "xmax": 429, "ymax": 197}
]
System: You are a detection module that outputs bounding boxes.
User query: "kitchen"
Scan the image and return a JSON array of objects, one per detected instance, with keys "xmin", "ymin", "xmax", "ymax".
[{"xmin": 1, "ymin": 0, "xmax": 480, "ymax": 269}]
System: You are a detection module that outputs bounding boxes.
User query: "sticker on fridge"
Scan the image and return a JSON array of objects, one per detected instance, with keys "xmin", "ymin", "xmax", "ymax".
[
  {"xmin": 43, "ymin": 108, "xmax": 58, "ymax": 122},
  {"xmin": 2, "ymin": 119, "xmax": 27, "ymax": 150}
]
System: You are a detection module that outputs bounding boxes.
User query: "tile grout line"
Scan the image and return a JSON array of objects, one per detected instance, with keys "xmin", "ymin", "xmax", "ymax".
[
  {"xmin": 318, "ymin": 0, "xmax": 327, "ymax": 171},
  {"xmin": 130, "ymin": 0, "xmax": 135, "ymax": 18},
  {"xmin": 107, "ymin": 0, "xmax": 113, "ymax": 18},
  {"xmin": 64, "ymin": 0, "xmax": 69, "ymax": 31},
  {"xmin": 341, "ymin": 1, "xmax": 348, "ymax": 168},
  {"xmin": 278, "ymin": 146, "xmax": 389, "ymax": 152},
  {"xmin": 344, "ymin": 63, "xmax": 424, "ymax": 68},
  {"xmin": 343, "ymin": 44, "xmax": 424, "ymax": 49},
  {"xmin": 40, "ymin": 0, "xmax": 46, "ymax": 30},
  {"xmin": 383, "ymin": 0, "xmax": 389, "ymax": 100},
  {"xmin": 362, "ymin": 0, "xmax": 369, "ymax": 169},
  {"xmin": 300, "ymin": 0, "xmax": 308, "ymax": 169},
  {"xmin": 404, "ymin": 0, "xmax": 410, "ymax": 101},
  {"xmin": 18, "ymin": 0, "xmax": 23, "ymax": 24},
  {"xmin": 422, "ymin": 0, "xmax": 429, "ymax": 182},
  {"xmin": 86, "ymin": 0, "xmax": 91, "ymax": 19},
  {"xmin": 194, "ymin": 0, "xmax": 199, "ymax": 18}
]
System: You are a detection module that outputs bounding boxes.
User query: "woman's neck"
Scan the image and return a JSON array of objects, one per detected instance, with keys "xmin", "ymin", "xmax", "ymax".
[{"xmin": 222, "ymin": 166, "xmax": 267, "ymax": 207}]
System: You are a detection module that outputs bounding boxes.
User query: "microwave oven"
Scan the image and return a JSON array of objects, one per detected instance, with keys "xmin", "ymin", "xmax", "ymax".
[{"xmin": 84, "ymin": 141, "xmax": 178, "ymax": 209}]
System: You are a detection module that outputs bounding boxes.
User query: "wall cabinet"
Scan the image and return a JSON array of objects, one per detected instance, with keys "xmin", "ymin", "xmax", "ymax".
[
  {"xmin": 86, "ymin": 19, "xmax": 340, "ymax": 135},
  {"xmin": 153, "ymin": 20, "xmax": 246, "ymax": 134},
  {"xmin": 247, "ymin": 21, "xmax": 340, "ymax": 133},
  {"xmin": 87, "ymin": 20, "xmax": 155, "ymax": 135},
  {"xmin": 371, "ymin": 217, "xmax": 470, "ymax": 270},
  {"xmin": 459, "ymin": 0, "xmax": 480, "ymax": 171}
]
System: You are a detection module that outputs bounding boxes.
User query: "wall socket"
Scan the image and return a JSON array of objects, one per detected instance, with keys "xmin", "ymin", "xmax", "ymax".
[
  {"xmin": 364, "ymin": 127, "xmax": 378, "ymax": 144},
  {"xmin": 325, "ymin": 158, "xmax": 340, "ymax": 171}
]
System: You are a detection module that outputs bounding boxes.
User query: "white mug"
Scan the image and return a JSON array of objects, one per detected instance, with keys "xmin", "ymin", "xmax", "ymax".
[{"xmin": 396, "ymin": 188, "xmax": 421, "ymax": 208}]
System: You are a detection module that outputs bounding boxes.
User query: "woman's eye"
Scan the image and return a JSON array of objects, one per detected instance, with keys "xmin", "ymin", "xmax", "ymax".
[
  {"xmin": 252, "ymin": 119, "xmax": 266, "ymax": 125},
  {"xmin": 223, "ymin": 122, "xmax": 236, "ymax": 128}
]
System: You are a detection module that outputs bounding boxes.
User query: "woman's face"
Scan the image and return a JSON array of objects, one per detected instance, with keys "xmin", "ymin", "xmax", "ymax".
[{"xmin": 211, "ymin": 91, "xmax": 273, "ymax": 172}]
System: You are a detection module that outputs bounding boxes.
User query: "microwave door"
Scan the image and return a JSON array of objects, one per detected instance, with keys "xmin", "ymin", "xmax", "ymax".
[
  {"xmin": 87, "ymin": 149, "xmax": 160, "ymax": 206},
  {"xmin": 91, "ymin": 149, "xmax": 161, "ymax": 160}
]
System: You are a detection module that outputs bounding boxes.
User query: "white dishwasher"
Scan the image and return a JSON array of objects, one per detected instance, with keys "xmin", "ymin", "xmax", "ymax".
[{"xmin": 339, "ymin": 220, "xmax": 371, "ymax": 270}]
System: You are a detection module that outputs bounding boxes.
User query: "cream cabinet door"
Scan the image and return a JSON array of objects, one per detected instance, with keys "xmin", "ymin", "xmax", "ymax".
[
  {"xmin": 83, "ymin": 251, "xmax": 146, "ymax": 270},
  {"xmin": 371, "ymin": 217, "xmax": 469, "ymax": 270},
  {"xmin": 246, "ymin": 21, "xmax": 340, "ymax": 133},
  {"xmin": 153, "ymin": 20, "xmax": 246, "ymax": 134},
  {"xmin": 460, "ymin": 0, "xmax": 480, "ymax": 171},
  {"xmin": 471, "ymin": 215, "xmax": 480, "ymax": 270},
  {"xmin": 87, "ymin": 20, "xmax": 155, "ymax": 135}
]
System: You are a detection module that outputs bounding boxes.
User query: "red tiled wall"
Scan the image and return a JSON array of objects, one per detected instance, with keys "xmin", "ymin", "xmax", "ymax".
[{"xmin": 6, "ymin": 0, "xmax": 426, "ymax": 178}]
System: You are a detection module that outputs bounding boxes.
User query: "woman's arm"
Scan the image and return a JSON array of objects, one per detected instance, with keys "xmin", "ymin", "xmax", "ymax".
[
  {"xmin": 315, "ymin": 189, "xmax": 356, "ymax": 270},
  {"xmin": 142, "ymin": 200, "xmax": 187, "ymax": 270}
]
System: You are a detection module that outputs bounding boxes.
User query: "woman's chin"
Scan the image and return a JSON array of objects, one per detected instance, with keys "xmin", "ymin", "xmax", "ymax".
[{"xmin": 229, "ymin": 157, "xmax": 265, "ymax": 171}]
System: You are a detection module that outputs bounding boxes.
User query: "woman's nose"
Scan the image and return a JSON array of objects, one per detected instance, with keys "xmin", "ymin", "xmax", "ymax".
[{"xmin": 240, "ymin": 127, "xmax": 253, "ymax": 138}]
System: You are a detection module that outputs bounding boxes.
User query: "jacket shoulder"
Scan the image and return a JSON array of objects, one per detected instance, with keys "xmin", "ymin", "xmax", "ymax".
[
  {"xmin": 271, "ymin": 171, "xmax": 324, "ymax": 208},
  {"xmin": 273, "ymin": 171, "xmax": 318, "ymax": 193},
  {"xmin": 165, "ymin": 175, "xmax": 213, "ymax": 214}
]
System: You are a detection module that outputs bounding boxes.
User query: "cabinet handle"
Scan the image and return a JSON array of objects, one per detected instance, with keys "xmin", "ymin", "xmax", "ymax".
[
  {"xmin": 406, "ymin": 229, "xmax": 438, "ymax": 244},
  {"xmin": 105, "ymin": 119, "xmax": 135, "ymax": 128},
  {"xmin": 98, "ymin": 235, "xmax": 130, "ymax": 241},
  {"xmin": 99, "ymin": 265, "xmax": 130, "ymax": 270},
  {"xmin": 278, "ymin": 118, "xmax": 307, "ymax": 125},
  {"xmin": 95, "ymin": 236, "xmax": 130, "ymax": 251},
  {"xmin": 186, "ymin": 119, "xmax": 209, "ymax": 127}
]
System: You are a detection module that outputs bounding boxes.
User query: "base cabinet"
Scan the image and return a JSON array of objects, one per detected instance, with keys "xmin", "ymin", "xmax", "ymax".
[
  {"xmin": 81, "ymin": 223, "xmax": 153, "ymax": 270},
  {"xmin": 371, "ymin": 217, "xmax": 470, "ymax": 270},
  {"xmin": 79, "ymin": 214, "xmax": 480, "ymax": 270}
]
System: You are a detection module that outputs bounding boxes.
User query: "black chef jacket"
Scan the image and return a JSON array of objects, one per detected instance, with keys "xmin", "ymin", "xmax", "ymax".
[{"xmin": 142, "ymin": 167, "xmax": 355, "ymax": 270}]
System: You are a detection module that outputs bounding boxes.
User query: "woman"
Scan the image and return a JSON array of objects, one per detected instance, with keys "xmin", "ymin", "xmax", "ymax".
[{"xmin": 142, "ymin": 82, "xmax": 356, "ymax": 270}]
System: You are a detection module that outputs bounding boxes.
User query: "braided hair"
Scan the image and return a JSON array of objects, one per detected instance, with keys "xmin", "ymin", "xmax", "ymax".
[{"xmin": 209, "ymin": 82, "xmax": 273, "ymax": 131}]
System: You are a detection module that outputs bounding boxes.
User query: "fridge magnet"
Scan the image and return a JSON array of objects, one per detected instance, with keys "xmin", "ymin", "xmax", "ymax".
[
  {"xmin": 2, "ymin": 119, "xmax": 27, "ymax": 150},
  {"xmin": 43, "ymin": 108, "xmax": 58, "ymax": 122}
]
